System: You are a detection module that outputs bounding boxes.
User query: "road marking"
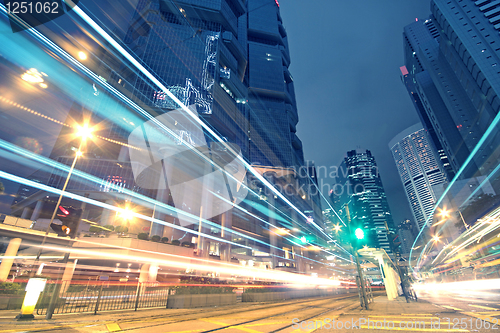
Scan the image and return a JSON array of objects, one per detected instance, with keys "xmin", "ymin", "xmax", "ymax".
[
  {"xmin": 200, "ymin": 318, "xmax": 263, "ymax": 333},
  {"xmin": 244, "ymin": 321, "xmax": 289, "ymax": 327},
  {"xmin": 358, "ymin": 325, "xmax": 467, "ymax": 332},
  {"xmin": 462, "ymin": 311, "xmax": 500, "ymax": 324},
  {"xmin": 106, "ymin": 323, "xmax": 122, "ymax": 332},
  {"xmin": 400, "ymin": 314, "xmax": 435, "ymax": 316},
  {"xmin": 200, "ymin": 318, "xmax": 230, "ymax": 326},
  {"xmin": 368, "ymin": 315, "xmax": 439, "ymax": 319},
  {"xmin": 469, "ymin": 304, "xmax": 498, "ymax": 311},
  {"xmin": 442, "ymin": 305, "xmax": 463, "ymax": 311},
  {"xmin": 476, "ymin": 311, "xmax": 500, "ymax": 316}
]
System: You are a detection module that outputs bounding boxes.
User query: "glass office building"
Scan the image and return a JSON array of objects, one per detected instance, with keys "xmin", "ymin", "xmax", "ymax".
[
  {"xmin": 332, "ymin": 150, "xmax": 396, "ymax": 254},
  {"xmin": 402, "ymin": 0, "xmax": 500, "ymax": 186}
]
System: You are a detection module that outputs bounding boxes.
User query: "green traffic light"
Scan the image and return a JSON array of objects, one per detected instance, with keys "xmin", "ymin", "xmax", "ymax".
[{"xmin": 355, "ymin": 227, "xmax": 364, "ymax": 240}]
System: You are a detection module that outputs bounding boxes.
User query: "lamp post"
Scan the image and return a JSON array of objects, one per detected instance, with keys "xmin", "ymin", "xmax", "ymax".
[{"xmin": 34, "ymin": 124, "xmax": 93, "ymax": 265}]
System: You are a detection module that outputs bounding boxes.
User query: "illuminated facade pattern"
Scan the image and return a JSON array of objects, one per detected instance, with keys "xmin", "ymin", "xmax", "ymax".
[
  {"xmin": 123, "ymin": 0, "xmax": 248, "ymax": 158},
  {"xmin": 123, "ymin": 0, "xmax": 304, "ymax": 168},
  {"xmin": 402, "ymin": 0, "xmax": 500, "ymax": 183},
  {"xmin": 390, "ymin": 125, "xmax": 448, "ymax": 230}
]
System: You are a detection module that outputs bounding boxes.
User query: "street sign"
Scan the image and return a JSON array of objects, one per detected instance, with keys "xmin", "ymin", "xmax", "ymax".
[{"xmin": 99, "ymin": 275, "xmax": 109, "ymax": 281}]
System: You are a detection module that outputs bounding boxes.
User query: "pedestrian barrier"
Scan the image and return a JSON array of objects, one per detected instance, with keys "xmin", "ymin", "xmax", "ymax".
[{"xmin": 35, "ymin": 282, "xmax": 169, "ymax": 315}]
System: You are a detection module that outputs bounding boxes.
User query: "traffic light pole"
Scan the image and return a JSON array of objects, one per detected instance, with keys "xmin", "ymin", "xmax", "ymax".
[{"xmin": 345, "ymin": 205, "xmax": 369, "ymax": 310}]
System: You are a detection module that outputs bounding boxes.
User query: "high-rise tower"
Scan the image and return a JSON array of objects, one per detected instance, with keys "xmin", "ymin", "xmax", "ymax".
[
  {"xmin": 246, "ymin": 0, "xmax": 303, "ymax": 168},
  {"xmin": 389, "ymin": 124, "xmax": 448, "ymax": 230},
  {"xmin": 332, "ymin": 150, "xmax": 396, "ymax": 254},
  {"xmin": 401, "ymin": 0, "xmax": 500, "ymax": 187}
]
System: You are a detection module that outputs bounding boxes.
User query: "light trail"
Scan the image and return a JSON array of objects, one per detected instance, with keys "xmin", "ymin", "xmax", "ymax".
[
  {"xmin": 414, "ymin": 278, "xmax": 500, "ymax": 292},
  {"xmin": 0, "ymin": 165, "xmax": 352, "ymax": 270},
  {"xmin": 60, "ymin": 0, "xmax": 336, "ymax": 241},
  {"xmin": 0, "ymin": 98, "xmax": 353, "ymax": 263},
  {"xmin": 26, "ymin": 243, "xmax": 342, "ymax": 287},
  {"xmin": 409, "ymin": 91, "xmax": 500, "ymax": 274},
  {"xmin": 0, "ymin": 3, "xmax": 353, "ymax": 267}
]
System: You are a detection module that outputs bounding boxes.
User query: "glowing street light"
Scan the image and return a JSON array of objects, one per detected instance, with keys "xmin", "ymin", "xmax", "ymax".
[
  {"xmin": 334, "ymin": 224, "xmax": 341, "ymax": 232},
  {"xmin": 433, "ymin": 235, "xmax": 440, "ymax": 242},
  {"xmin": 439, "ymin": 208, "xmax": 450, "ymax": 219},
  {"xmin": 78, "ymin": 51, "xmax": 87, "ymax": 60},
  {"xmin": 118, "ymin": 207, "xmax": 134, "ymax": 221},
  {"xmin": 118, "ymin": 206, "xmax": 135, "ymax": 234},
  {"xmin": 75, "ymin": 123, "xmax": 93, "ymax": 140}
]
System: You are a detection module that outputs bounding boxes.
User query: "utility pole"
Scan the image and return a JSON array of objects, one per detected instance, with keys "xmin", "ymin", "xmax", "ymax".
[{"xmin": 345, "ymin": 205, "xmax": 369, "ymax": 310}]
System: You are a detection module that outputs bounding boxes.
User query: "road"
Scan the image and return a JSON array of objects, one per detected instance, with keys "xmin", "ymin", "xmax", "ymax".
[
  {"xmin": 2, "ymin": 290, "xmax": 500, "ymax": 333},
  {"xmin": 0, "ymin": 294, "xmax": 362, "ymax": 333},
  {"xmin": 417, "ymin": 289, "xmax": 500, "ymax": 331}
]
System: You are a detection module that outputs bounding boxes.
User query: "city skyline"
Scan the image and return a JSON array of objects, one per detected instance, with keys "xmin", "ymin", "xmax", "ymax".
[{"xmin": 280, "ymin": 1, "xmax": 433, "ymax": 225}]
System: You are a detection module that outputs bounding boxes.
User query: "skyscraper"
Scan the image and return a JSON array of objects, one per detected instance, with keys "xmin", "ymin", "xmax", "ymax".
[
  {"xmin": 332, "ymin": 150, "xmax": 396, "ymax": 254},
  {"xmin": 246, "ymin": 0, "xmax": 304, "ymax": 168},
  {"xmin": 123, "ymin": 0, "xmax": 304, "ymax": 168},
  {"xmin": 7, "ymin": 0, "xmax": 312, "ymax": 271},
  {"xmin": 401, "ymin": 0, "xmax": 500, "ymax": 187},
  {"xmin": 397, "ymin": 219, "xmax": 417, "ymax": 255},
  {"xmin": 389, "ymin": 124, "xmax": 448, "ymax": 230}
]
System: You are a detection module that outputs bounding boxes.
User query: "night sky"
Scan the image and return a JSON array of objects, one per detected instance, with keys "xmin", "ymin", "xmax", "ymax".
[{"xmin": 280, "ymin": 1, "xmax": 433, "ymax": 225}]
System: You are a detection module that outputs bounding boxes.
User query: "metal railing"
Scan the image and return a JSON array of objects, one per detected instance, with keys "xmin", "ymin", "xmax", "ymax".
[{"xmin": 36, "ymin": 281, "xmax": 169, "ymax": 315}]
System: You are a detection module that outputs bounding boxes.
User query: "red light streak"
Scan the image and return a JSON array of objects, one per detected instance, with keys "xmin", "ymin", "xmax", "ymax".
[{"xmin": 58, "ymin": 205, "xmax": 69, "ymax": 215}]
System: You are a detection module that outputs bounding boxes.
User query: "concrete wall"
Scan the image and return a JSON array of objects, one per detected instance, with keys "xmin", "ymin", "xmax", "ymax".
[
  {"xmin": 166, "ymin": 293, "xmax": 236, "ymax": 309},
  {"xmin": 242, "ymin": 288, "xmax": 354, "ymax": 302}
]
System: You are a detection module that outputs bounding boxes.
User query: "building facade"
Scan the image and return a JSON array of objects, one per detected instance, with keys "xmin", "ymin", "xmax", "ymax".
[
  {"xmin": 389, "ymin": 124, "xmax": 448, "ymax": 230},
  {"xmin": 401, "ymin": 0, "xmax": 500, "ymax": 188},
  {"xmin": 6, "ymin": 0, "xmax": 320, "ymax": 274}
]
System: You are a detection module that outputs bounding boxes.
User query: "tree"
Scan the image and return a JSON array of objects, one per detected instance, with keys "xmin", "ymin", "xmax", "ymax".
[
  {"xmin": 171, "ymin": 239, "xmax": 180, "ymax": 246},
  {"xmin": 103, "ymin": 225, "xmax": 115, "ymax": 232},
  {"xmin": 138, "ymin": 233, "xmax": 148, "ymax": 240},
  {"xmin": 89, "ymin": 226, "xmax": 100, "ymax": 233},
  {"xmin": 161, "ymin": 237, "xmax": 169, "ymax": 243},
  {"xmin": 151, "ymin": 235, "xmax": 161, "ymax": 242},
  {"xmin": 115, "ymin": 226, "xmax": 128, "ymax": 233}
]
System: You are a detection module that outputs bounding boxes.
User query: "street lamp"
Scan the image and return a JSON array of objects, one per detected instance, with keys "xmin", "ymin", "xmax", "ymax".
[
  {"xmin": 34, "ymin": 123, "xmax": 93, "ymax": 263},
  {"xmin": 439, "ymin": 208, "xmax": 449, "ymax": 219},
  {"xmin": 118, "ymin": 206, "xmax": 134, "ymax": 233},
  {"xmin": 432, "ymin": 235, "xmax": 440, "ymax": 243}
]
